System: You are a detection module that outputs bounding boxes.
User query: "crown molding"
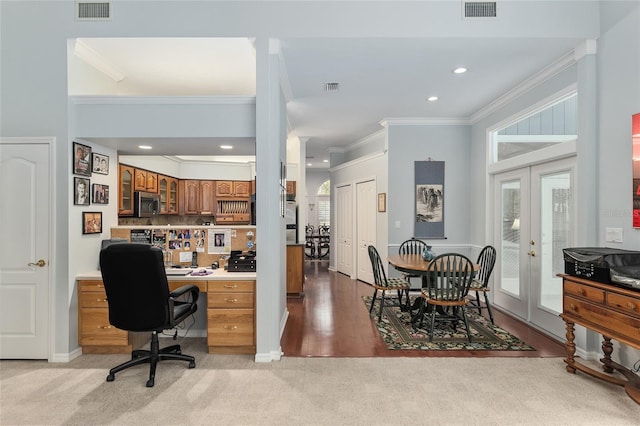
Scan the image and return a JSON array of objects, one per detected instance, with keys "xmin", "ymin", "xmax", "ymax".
[
  {"xmin": 470, "ymin": 50, "xmax": 576, "ymax": 124},
  {"xmin": 70, "ymin": 95, "xmax": 256, "ymax": 105},
  {"xmin": 329, "ymin": 150, "xmax": 385, "ymax": 173},
  {"xmin": 380, "ymin": 117, "xmax": 470, "ymax": 127},
  {"xmin": 73, "ymin": 39, "xmax": 126, "ymax": 82},
  {"xmin": 341, "ymin": 128, "xmax": 386, "ymax": 153}
]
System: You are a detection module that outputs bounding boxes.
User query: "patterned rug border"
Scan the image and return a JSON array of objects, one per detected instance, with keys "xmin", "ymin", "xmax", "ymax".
[{"xmin": 364, "ymin": 296, "xmax": 536, "ymax": 351}]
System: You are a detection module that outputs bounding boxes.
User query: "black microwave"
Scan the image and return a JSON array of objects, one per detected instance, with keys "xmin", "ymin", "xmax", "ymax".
[{"xmin": 134, "ymin": 191, "xmax": 160, "ymax": 217}]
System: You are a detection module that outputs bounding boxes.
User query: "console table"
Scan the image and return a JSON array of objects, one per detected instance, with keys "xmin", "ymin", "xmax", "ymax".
[{"xmin": 560, "ymin": 274, "xmax": 640, "ymax": 405}]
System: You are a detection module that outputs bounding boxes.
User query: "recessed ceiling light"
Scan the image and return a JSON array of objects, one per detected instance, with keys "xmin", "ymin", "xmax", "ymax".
[
  {"xmin": 453, "ymin": 67, "xmax": 468, "ymax": 74},
  {"xmin": 220, "ymin": 145, "xmax": 233, "ymax": 150},
  {"xmin": 427, "ymin": 96, "xmax": 439, "ymax": 102},
  {"xmin": 323, "ymin": 159, "xmax": 328, "ymax": 163},
  {"xmin": 307, "ymin": 163, "xmax": 312, "ymax": 167},
  {"xmin": 138, "ymin": 145, "xmax": 152, "ymax": 150}
]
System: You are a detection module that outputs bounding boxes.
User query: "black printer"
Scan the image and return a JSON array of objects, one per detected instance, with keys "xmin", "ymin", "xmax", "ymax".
[{"xmin": 563, "ymin": 247, "xmax": 640, "ymax": 290}]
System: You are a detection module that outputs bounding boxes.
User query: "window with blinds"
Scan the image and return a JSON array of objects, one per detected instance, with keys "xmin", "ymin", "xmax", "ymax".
[{"xmin": 317, "ymin": 197, "xmax": 330, "ymax": 227}]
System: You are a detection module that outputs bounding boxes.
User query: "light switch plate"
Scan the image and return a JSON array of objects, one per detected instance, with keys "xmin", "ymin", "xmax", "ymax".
[{"xmin": 605, "ymin": 227, "xmax": 623, "ymax": 243}]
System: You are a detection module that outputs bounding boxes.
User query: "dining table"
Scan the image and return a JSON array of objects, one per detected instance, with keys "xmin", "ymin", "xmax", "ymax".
[{"xmin": 387, "ymin": 253, "xmax": 480, "ymax": 324}]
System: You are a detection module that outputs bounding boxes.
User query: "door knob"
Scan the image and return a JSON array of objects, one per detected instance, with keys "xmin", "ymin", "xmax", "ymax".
[
  {"xmin": 528, "ymin": 251, "xmax": 536, "ymax": 257},
  {"xmin": 28, "ymin": 259, "xmax": 46, "ymax": 267}
]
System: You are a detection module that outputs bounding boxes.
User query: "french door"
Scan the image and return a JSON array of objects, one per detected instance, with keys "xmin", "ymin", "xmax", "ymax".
[{"xmin": 493, "ymin": 157, "xmax": 575, "ymax": 339}]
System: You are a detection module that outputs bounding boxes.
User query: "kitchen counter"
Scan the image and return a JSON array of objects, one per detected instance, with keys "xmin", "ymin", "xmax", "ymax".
[{"xmin": 77, "ymin": 268, "xmax": 256, "ymax": 281}]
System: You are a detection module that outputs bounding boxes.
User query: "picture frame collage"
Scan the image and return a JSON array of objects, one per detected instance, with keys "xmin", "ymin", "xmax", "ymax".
[{"xmin": 73, "ymin": 141, "xmax": 110, "ymax": 234}]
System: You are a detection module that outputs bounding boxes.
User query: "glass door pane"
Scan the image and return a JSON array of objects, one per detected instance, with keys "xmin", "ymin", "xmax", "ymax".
[{"xmin": 500, "ymin": 180, "xmax": 521, "ymax": 297}]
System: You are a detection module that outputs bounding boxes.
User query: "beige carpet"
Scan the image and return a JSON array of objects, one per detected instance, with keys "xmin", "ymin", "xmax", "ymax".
[{"xmin": 1, "ymin": 338, "xmax": 639, "ymax": 425}]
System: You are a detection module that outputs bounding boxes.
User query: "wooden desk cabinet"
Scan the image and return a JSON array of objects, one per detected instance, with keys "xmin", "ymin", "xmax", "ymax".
[
  {"xmin": 78, "ymin": 279, "xmax": 254, "ymax": 355},
  {"xmin": 207, "ymin": 280, "xmax": 255, "ymax": 354},
  {"xmin": 560, "ymin": 274, "xmax": 640, "ymax": 405}
]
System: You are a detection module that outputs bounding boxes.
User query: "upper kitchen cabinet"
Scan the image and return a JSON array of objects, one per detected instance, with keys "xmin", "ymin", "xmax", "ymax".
[
  {"xmin": 119, "ymin": 164, "xmax": 135, "ymax": 216},
  {"xmin": 286, "ymin": 181, "xmax": 296, "ymax": 197},
  {"xmin": 134, "ymin": 168, "xmax": 158, "ymax": 193},
  {"xmin": 158, "ymin": 175, "xmax": 179, "ymax": 215},
  {"xmin": 179, "ymin": 180, "xmax": 214, "ymax": 215},
  {"xmin": 216, "ymin": 180, "xmax": 250, "ymax": 198}
]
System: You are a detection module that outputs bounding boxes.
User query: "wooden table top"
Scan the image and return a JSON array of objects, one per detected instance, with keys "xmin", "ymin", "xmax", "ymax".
[{"xmin": 387, "ymin": 253, "xmax": 479, "ymax": 274}]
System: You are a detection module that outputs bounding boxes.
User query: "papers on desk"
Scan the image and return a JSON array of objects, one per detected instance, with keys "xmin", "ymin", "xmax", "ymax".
[{"xmin": 165, "ymin": 268, "xmax": 194, "ymax": 276}]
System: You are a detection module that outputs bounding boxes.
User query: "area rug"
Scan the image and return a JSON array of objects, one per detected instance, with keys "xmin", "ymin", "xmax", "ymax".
[{"xmin": 364, "ymin": 296, "xmax": 535, "ymax": 351}]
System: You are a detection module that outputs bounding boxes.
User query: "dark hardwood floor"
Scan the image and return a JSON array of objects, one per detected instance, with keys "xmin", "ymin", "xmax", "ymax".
[{"xmin": 281, "ymin": 259, "xmax": 567, "ymax": 357}]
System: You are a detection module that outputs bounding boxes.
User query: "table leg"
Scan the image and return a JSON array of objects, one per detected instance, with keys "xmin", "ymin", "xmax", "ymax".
[
  {"xmin": 564, "ymin": 319, "xmax": 577, "ymax": 374},
  {"xmin": 600, "ymin": 336, "xmax": 615, "ymax": 374}
]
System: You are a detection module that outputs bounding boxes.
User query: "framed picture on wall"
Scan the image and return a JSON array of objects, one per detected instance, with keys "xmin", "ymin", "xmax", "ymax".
[
  {"xmin": 92, "ymin": 183, "xmax": 109, "ymax": 204},
  {"xmin": 82, "ymin": 211, "xmax": 102, "ymax": 235},
  {"xmin": 72, "ymin": 142, "xmax": 92, "ymax": 176},
  {"xmin": 92, "ymin": 152, "xmax": 109, "ymax": 175},
  {"xmin": 74, "ymin": 177, "xmax": 90, "ymax": 206}
]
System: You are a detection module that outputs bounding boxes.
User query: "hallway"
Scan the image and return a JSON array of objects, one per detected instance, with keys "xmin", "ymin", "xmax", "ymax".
[{"xmin": 281, "ymin": 260, "xmax": 566, "ymax": 357}]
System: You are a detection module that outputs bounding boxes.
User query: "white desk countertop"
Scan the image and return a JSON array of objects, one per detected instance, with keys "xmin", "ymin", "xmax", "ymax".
[{"xmin": 77, "ymin": 268, "xmax": 256, "ymax": 281}]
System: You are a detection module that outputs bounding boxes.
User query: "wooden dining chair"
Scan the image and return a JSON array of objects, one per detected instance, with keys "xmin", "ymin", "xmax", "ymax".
[
  {"xmin": 468, "ymin": 245, "xmax": 497, "ymax": 324},
  {"xmin": 367, "ymin": 245, "xmax": 411, "ymax": 322},
  {"xmin": 398, "ymin": 238, "xmax": 428, "ymax": 309},
  {"xmin": 417, "ymin": 253, "xmax": 475, "ymax": 342}
]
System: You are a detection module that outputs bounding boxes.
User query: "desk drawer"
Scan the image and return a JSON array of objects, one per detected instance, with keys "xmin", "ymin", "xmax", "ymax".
[
  {"xmin": 207, "ymin": 309, "xmax": 254, "ymax": 346},
  {"xmin": 78, "ymin": 280, "xmax": 105, "ymax": 292},
  {"xmin": 207, "ymin": 292, "xmax": 254, "ymax": 309},
  {"xmin": 208, "ymin": 280, "xmax": 254, "ymax": 293},
  {"xmin": 79, "ymin": 308, "xmax": 128, "ymax": 346},
  {"xmin": 80, "ymin": 292, "xmax": 109, "ymax": 308},
  {"xmin": 168, "ymin": 280, "xmax": 206, "ymax": 292},
  {"xmin": 607, "ymin": 292, "xmax": 640, "ymax": 317},
  {"xmin": 564, "ymin": 295, "xmax": 640, "ymax": 342},
  {"xmin": 564, "ymin": 281, "xmax": 605, "ymax": 303}
]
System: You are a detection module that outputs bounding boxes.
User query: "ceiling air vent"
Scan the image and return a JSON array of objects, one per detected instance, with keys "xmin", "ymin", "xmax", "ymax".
[
  {"xmin": 464, "ymin": 2, "xmax": 497, "ymax": 18},
  {"xmin": 76, "ymin": 1, "xmax": 111, "ymax": 21},
  {"xmin": 324, "ymin": 82, "xmax": 340, "ymax": 92}
]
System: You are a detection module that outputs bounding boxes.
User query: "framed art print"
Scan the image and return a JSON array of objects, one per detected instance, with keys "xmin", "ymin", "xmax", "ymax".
[
  {"xmin": 74, "ymin": 177, "xmax": 90, "ymax": 206},
  {"xmin": 73, "ymin": 142, "xmax": 92, "ymax": 176},
  {"xmin": 92, "ymin": 183, "xmax": 109, "ymax": 204},
  {"xmin": 92, "ymin": 152, "xmax": 109, "ymax": 175},
  {"xmin": 82, "ymin": 212, "xmax": 102, "ymax": 234}
]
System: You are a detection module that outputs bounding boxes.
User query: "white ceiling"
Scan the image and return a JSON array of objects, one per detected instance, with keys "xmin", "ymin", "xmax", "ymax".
[{"xmin": 74, "ymin": 35, "xmax": 584, "ymax": 169}]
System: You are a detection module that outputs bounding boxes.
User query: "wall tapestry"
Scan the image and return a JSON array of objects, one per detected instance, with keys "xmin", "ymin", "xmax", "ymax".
[{"xmin": 414, "ymin": 160, "xmax": 445, "ymax": 238}]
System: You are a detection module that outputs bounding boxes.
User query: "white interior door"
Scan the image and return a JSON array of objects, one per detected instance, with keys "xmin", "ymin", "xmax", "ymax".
[
  {"xmin": 336, "ymin": 184, "xmax": 353, "ymax": 277},
  {"xmin": 0, "ymin": 140, "xmax": 51, "ymax": 359},
  {"xmin": 493, "ymin": 157, "xmax": 575, "ymax": 340},
  {"xmin": 356, "ymin": 179, "xmax": 376, "ymax": 284}
]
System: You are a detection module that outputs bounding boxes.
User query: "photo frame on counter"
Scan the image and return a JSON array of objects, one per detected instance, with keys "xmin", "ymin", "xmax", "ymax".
[
  {"xmin": 74, "ymin": 177, "xmax": 90, "ymax": 206},
  {"xmin": 92, "ymin": 183, "xmax": 109, "ymax": 204},
  {"xmin": 73, "ymin": 142, "xmax": 92, "ymax": 176},
  {"xmin": 92, "ymin": 152, "xmax": 109, "ymax": 175},
  {"xmin": 82, "ymin": 212, "xmax": 102, "ymax": 235}
]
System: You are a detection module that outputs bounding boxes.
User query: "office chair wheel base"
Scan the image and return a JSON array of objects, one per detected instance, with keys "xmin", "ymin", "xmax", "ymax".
[
  {"xmin": 146, "ymin": 378, "xmax": 155, "ymax": 387},
  {"xmin": 106, "ymin": 373, "xmax": 115, "ymax": 382},
  {"xmin": 189, "ymin": 360, "xmax": 196, "ymax": 368}
]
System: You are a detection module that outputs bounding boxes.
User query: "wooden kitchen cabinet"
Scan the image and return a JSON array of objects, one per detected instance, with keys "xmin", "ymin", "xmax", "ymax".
[
  {"xmin": 158, "ymin": 175, "xmax": 179, "ymax": 214},
  {"xmin": 207, "ymin": 280, "xmax": 256, "ymax": 354},
  {"xmin": 286, "ymin": 180, "xmax": 296, "ymax": 197},
  {"xmin": 118, "ymin": 164, "xmax": 134, "ymax": 216},
  {"xmin": 179, "ymin": 180, "xmax": 214, "ymax": 215},
  {"xmin": 215, "ymin": 180, "xmax": 250, "ymax": 198},
  {"xmin": 134, "ymin": 168, "xmax": 158, "ymax": 193},
  {"xmin": 286, "ymin": 245, "xmax": 305, "ymax": 296}
]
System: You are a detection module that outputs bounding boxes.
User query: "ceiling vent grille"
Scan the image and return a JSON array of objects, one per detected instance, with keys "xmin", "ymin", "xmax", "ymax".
[
  {"xmin": 464, "ymin": 2, "xmax": 497, "ymax": 18},
  {"xmin": 76, "ymin": 2, "xmax": 111, "ymax": 20},
  {"xmin": 324, "ymin": 82, "xmax": 340, "ymax": 92}
]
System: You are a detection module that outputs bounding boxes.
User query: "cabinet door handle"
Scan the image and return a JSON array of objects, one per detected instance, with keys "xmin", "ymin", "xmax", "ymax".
[
  {"xmin": 225, "ymin": 298, "xmax": 238, "ymax": 303},
  {"xmin": 577, "ymin": 288, "xmax": 585, "ymax": 296},
  {"xmin": 627, "ymin": 302, "xmax": 636, "ymax": 311},
  {"xmin": 98, "ymin": 325, "xmax": 112, "ymax": 329},
  {"xmin": 96, "ymin": 298, "xmax": 107, "ymax": 303},
  {"xmin": 569, "ymin": 303, "xmax": 577, "ymax": 311},
  {"xmin": 223, "ymin": 284, "xmax": 238, "ymax": 289},
  {"xmin": 224, "ymin": 325, "xmax": 238, "ymax": 331}
]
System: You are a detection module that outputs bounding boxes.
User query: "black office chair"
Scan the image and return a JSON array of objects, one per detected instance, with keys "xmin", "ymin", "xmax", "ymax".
[{"xmin": 99, "ymin": 243, "xmax": 200, "ymax": 387}]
